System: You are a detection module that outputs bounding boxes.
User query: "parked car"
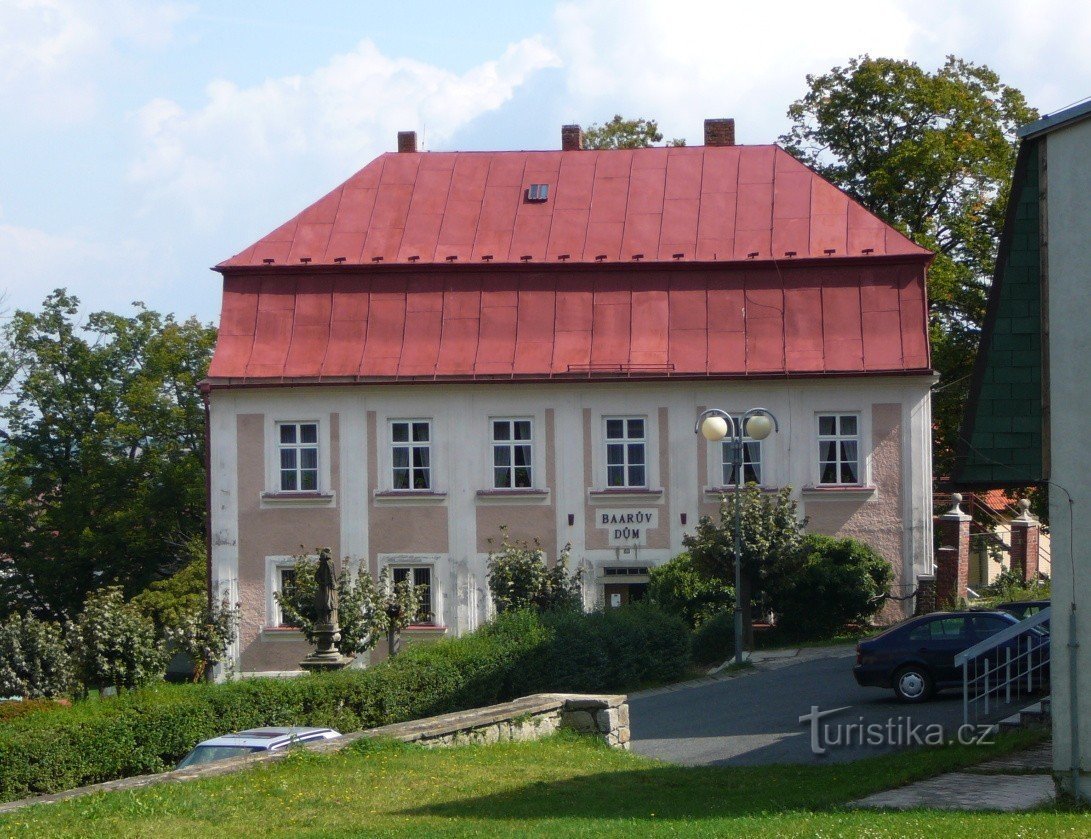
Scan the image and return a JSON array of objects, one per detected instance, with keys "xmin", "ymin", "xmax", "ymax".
[
  {"xmin": 853, "ymin": 611, "xmax": 1048, "ymax": 703},
  {"xmin": 996, "ymin": 599, "xmax": 1050, "ymax": 625},
  {"xmin": 175, "ymin": 727, "xmax": 341, "ymax": 769}
]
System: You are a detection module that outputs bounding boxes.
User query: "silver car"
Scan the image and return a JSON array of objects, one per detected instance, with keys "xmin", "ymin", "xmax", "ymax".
[{"xmin": 175, "ymin": 726, "xmax": 341, "ymax": 769}]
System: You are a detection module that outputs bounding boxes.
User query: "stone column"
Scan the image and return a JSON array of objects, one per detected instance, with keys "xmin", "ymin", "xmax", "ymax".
[
  {"xmin": 935, "ymin": 493, "xmax": 972, "ymax": 606},
  {"xmin": 1009, "ymin": 498, "xmax": 1041, "ymax": 581}
]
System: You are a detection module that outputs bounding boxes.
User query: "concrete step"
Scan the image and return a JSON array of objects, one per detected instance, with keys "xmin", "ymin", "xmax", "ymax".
[{"xmin": 999, "ymin": 695, "xmax": 1051, "ymax": 729}]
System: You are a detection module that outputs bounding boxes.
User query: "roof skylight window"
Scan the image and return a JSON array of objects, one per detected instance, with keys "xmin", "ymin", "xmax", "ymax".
[{"xmin": 525, "ymin": 183, "xmax": 548, "ymax": 202}]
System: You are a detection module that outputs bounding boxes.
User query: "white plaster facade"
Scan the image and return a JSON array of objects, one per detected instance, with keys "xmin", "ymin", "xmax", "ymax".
[{"xmin": 209, "ymin": 376, "xmax": 935, "ymax": 675}]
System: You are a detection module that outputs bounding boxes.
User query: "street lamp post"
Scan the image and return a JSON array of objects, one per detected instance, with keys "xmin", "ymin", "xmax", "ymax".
[{"xmin": 694, "ymin": 407, "xmax": 780, "ymax": 665}]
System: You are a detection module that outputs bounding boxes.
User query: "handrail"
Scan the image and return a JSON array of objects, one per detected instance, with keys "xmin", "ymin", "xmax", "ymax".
[{"xmin": 955, "ymin": 606, "xmax": 1051, "ymax": 666}]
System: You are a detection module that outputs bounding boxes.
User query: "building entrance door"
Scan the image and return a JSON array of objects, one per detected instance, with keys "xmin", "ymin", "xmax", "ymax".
[{"xmin": 604, "ymin": 582, "xmax": 648, "ymax": 609}]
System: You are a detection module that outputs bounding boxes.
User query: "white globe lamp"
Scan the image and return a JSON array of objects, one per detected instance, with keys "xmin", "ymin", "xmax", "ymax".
[
  {"xmin": 700, "ymin": 415, "xmax": 729, "ymax": 442},
  {"xmin": 745, "ymin": 413, "xmax": 775, "ymax": 441}
]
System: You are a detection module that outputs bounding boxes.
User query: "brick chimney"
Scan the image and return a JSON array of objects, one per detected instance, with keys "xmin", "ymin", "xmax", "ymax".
[
  {"xmin": 704, "ymin": 118, "xmax": 735, "ymax": 147},
  {"xmin": 561, "ymin": 124, "xmax": 583, "ymax": 151},
  {"xmin": 397, "ymin": 131, "xmax": 417, "ymax": 153}
]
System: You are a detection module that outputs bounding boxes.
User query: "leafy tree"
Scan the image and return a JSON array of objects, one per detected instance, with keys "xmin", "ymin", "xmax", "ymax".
[
  {"xmin": 647, "ymin": 552, "xmax": 734, "ymax": 630},
  {"xmin": 684, "ymin": 487, "xmax": 806, "ymax": 644},
  {"xmin": 780, "ymin": 56, "xmax": 1037, "ymax": 477},
  {"xmin": 772, "ymin": 535, "xmax": 893, "ymax": 639},
  {"xmin": 583, "ymin": 114, "xmax": 685, "ymax": 149},
  {"xmin": 0, "ymin": 290, "xmax": 216, "ymax": 619},
  {"xmin": 486, "ymin": 528, "xmax": 581, "ymax": 614},
  {"xmin": 69, "ymin": 586, "xmax": 168, "ymax": 692},
  {"xmin": 0, "ymin": 613, "xmax": 75, "ymax": 698},
  {"xmin": 132, "ymin": 543, "xmax": 239, "ymax": 682}
]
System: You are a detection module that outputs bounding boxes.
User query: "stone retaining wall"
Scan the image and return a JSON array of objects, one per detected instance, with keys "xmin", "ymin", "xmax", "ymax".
[{"xmin": 0, "ymin": 693, "xmax": 629, "ymax": 815}]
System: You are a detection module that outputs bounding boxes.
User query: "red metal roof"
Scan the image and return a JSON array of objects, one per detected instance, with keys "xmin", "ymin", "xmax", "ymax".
[
  {"xmin": 206, "ymin": 263, "xmax": 931, "ymax": 383},
  {"xmin": 218, "ymin": 146, "xmax": 930, "ymax": 268},
  {"xmin": 209, "ymin": 144, "xmax": 932, "ymax": 384}
]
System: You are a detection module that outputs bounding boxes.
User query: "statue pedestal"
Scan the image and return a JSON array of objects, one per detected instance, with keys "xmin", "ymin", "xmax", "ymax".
[{"xmin": 299, "ymin": 623, "xmax": 353, "ymax": 672}]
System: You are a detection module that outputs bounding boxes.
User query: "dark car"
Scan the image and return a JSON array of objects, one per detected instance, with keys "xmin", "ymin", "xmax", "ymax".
[
  {"xmin": 853, "ymin": 611, "xmax": 1043, "ymax": 703},
  {"xmin": 996, "ymin": 599, "xmax": 1050, "ymax": 624}
]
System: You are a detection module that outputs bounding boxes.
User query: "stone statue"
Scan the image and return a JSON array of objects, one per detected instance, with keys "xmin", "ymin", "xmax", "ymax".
[
  {"xmin": 314, "ymin": 547, "xmax": 337, "ymax": 627},
  {"xmin": 300, "ymin": 547, "xmax": 352, "ymax": 672}
]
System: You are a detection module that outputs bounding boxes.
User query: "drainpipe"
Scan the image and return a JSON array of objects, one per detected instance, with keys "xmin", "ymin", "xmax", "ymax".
[
  {"xmin": 1064, "ymin": 492, "xmax": 1081, "ymax": 798},
  {"xmin": 200, "ymin": 384, "xmax": 213, "ymax": 614}
]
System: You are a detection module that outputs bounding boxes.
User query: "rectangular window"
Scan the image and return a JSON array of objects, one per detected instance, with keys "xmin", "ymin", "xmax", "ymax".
[
  {"xmin": 721, "ymin": 418, "xmax": 762, "ymax": 485},
  {"xmin": 392, "ymin": 566, "xmax": 434, "ymax": 624},
  {"xmin": 492, "ymin": 419, "xmax": 533, "ymax": 488},
  {"xmin": 277, "ymin": 422, "xmax": 318, "ymax": 492},
  {"xmin": 817, "ymin": 414, "xmax": 860, "ymax": 485},
  {"xmin": 391, "ymin": 420, "xmax": 431, "ymax": 490},
  {"xmin": 275, "ymin": 568, "xmax": 298, "ymax": 627},
  {"xmin": 605, "ymin": 417, "xmax": 646, "ymax": 488}
]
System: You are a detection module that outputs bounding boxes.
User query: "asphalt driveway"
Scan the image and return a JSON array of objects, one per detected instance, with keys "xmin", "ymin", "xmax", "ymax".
[{"xmin": 630, "ymin": 647, "xmax": 977, "ymax": 766}]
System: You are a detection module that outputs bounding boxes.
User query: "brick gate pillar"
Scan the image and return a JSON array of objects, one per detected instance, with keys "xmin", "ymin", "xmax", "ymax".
[
  {"xmin": 935, "ymin": 493, "xmax": 972, "ymax": 606},
  {"xmin": 1009, "ymin": 498, "xmax": 1041, "ymax": 581}
]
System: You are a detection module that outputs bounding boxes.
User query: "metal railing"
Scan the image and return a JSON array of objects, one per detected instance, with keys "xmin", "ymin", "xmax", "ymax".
[{"xmin": 956, "ymin": 606, "xmax": 1051, "ymax": 727}]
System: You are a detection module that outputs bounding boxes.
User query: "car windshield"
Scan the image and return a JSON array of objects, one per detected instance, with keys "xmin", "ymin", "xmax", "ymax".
[{"xmin": 176, "ymin": 745, "xmax": 263, "ymax": 769}]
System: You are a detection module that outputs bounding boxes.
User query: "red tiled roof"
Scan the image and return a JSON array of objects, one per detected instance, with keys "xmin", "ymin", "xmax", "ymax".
[
  {"xmin": 206, "ymin": 262, "xmax": 931, "ymax": 383},
  {"xmin": 218, "ymin": 146, "xmax": 930, "ymax": 268}
]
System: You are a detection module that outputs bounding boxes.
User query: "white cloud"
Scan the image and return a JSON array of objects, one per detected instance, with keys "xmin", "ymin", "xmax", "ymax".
[
  {"xmin": 551, "ymin": 0, "xmax": 1091, "ymax": 143},
  {"xmin": 0, "ymin": 0, "xmax": 191, "ymax": 123},
  {"xmin": 128, "ymin": 36, "xmax": 561, "ymax": 227},
  {"xmin": 0, "ymin": 222, "xmax": 158, "ymax": 315}
]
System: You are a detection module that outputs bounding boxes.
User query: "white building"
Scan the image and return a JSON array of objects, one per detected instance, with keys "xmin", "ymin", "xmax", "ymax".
[{"xmin": 204, "ymin": 121, "xmax": 936, "ymax": 675}]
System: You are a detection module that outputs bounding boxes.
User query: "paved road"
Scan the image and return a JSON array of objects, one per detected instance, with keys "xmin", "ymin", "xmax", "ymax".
[{"xmin": 630, "ymin": 648, "xmax": 978, "ymax": 766}]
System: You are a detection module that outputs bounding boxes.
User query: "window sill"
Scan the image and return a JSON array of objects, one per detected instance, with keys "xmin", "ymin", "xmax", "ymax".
[
  {"xmin": 703, "ymin": 485, "xmax": 780, "ymax": 496},
  {"xmin": 260, "ymin": 491, "xmax": 335, "ymax": 507},
  {"xmin": 588, "ymin": 487, "xmax": 664, "ymax": 501},
  {"xmin": 404, "ymin": 624, "xmax": 447, "ymax": 634},
  {"xmin": 475, "ymin": 488, "xmax": 550, "ymax": 505},
  {"xmin": 260, "ymin": 628, "xmax": 306, "ymax": 641},
  {"xmin": 373, "ymin": 490, "xmax": 448, "ymax": 506},
  {"xmin": 801, "ymin": 484, "xmax": 877, "ymax": 497}
]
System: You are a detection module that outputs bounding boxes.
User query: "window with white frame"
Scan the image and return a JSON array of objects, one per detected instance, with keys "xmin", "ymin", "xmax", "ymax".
[
  {"xmin": 274, "ymin": 567, "xmax": 298, "ymax": 626},
  {"xmin": 391, "ymin": 420, "xmax": 431, "ymax": 490},
  {"xmin": 391, "ymin": 566, "xmax": 434, "ymax": 624},
  {"xmin": 277, "ymin": 422, "xmax": 318, "ymax": 492},
  {"xmin": 492, "ymin": 418, "xmax": 532, "ymax": 488},
  {"xmin": 605, "ymin": 417, "xmax": 646, "ymax": 488},
  {"xmin": 721, "ymin": 418, "xmax": 762, "ymax": 485},
  {"xmin": 817, "ymin": 414, "xmax": 861, "ymax": 485}
]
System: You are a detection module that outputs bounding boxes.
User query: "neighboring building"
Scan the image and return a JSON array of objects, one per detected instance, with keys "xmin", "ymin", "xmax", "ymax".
[
  {"xmin": 205, "ymin": 120, "xmax": 936, "ymax": 676},
  {"xmin": 954, "ymin": 98, "xmax": 1091, "ymax": 799}
]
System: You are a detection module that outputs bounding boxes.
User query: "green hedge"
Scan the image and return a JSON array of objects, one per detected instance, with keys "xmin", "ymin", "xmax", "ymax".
[
  {"xmin": 0, "ymin": 605, "xmax": 686, "ymax": 802},
  {"xmin": 691, "ymin": 610, "xmax": 735, "ymax": 665}
]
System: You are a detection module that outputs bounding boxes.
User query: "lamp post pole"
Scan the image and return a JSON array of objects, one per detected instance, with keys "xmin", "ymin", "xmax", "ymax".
[{"xmin": 695, "ymin": 407, "xmax": 779, "ymax": 666}]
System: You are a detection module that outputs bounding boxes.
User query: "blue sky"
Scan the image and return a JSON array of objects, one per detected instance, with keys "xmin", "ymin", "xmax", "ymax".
[{"xmin": 1, "ymin": 0, "xmax": 1088, "ymax": 324}]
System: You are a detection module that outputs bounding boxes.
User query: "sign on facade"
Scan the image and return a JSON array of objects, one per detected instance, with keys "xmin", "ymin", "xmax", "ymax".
[{"xmin": 595, "ymin": 509, "xmax": 658, "ymax": 546}]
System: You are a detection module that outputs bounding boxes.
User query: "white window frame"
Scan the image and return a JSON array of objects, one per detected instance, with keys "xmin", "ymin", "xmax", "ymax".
[
  {"xmin": 604, "ymin": 416, "xmax": 648, "ymax": 489},
  {"xmin": 390, "ymin": 419, "xmax": 433, "ymax": 491},
  {"xmin": 265, "ymin": 555, "xmax": 307, "ymax": 629},
  {"xmin": 816, "ymin": 413, "xmax": 862, "ymax": 486},
  {"xmin": 275, "ymin": 421, "xmax": 320, "ymax": 492},
  {"xmin": 379, "ymin": 554, "xmax": 445, "ymax": 627},
  {"xmin": 720, "ymin": 418, "xmax": 763, "ymax": 486},
  {"xmin": 491, "ymin": 417, "xmax": 534, "ymax": 489},
  {"xmin": 390, "ymin": 564, "xmax": 436, "ymax": 626}
]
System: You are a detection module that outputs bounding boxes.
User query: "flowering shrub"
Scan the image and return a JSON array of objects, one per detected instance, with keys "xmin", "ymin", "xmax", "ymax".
[
  {"xmin": 486, "ymin": 528, "xmax": 581, "ymax": 614},
  {"xmin": 0, "ymin": 613, "xmax": 75, "ymax": 698},
  {"xmin": 68, "ymin": 587, "xmax": 168, "ymax": 692}
]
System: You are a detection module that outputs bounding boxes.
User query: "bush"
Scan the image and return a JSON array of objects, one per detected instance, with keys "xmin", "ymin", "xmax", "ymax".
[
  {"xmin": 647, "ymin": 553, "xmax": 734, "ymax": 630},
  {"xmin": 0, "ymin": 604, "xmax": 687, "ymax": 802},
  {"xmin": 486, "ymin": 528, "xmax": 581, "ymax": 614},
  {"xmin": 773, "ymin": 535, "xmax": 893, "ymax": 639},
  {"xmin": 0, "ymin": 613, "xmax": 75, "ymax": 698},
  {"xmin": 69, "ymin": 587, "xmax": 168, "ymax": 692},
  {"xmin": 983, "ymin": 569, "xmax": 1050, "ymax": 604},
  {"xmin": 691, "ymin": 610, "xmax": 736, "ymax": 665}
]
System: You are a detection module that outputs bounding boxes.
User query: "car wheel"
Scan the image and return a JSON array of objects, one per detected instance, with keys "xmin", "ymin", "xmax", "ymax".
[{"xmin": 893, "ymin": 665, "xmax": 934, "ymax": 703}]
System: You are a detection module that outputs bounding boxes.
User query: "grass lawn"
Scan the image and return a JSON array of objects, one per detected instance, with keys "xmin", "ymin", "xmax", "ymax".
[{"xmin": 0, "ymin": 727, "xmax": 1081, "ymax": 838}]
